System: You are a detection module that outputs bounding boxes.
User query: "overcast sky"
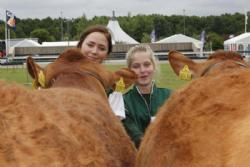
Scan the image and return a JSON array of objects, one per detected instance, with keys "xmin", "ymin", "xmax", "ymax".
[{"xmin": 1, "ymin": 0, "xmax": 249, "ymax": 19}]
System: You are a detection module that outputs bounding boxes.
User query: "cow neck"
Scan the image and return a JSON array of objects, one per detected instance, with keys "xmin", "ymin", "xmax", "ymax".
[
  {"xmin": 200, "ymin": 60, "xmax": 249, "ymax": 77},
  {"xmin": 48, "ymin": 70, "xmax": 109, "ymax": 93}
]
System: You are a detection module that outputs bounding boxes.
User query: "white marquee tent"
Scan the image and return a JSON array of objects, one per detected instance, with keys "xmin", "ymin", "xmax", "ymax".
[
  {"xmin": 224, "ymin": 33, "xmax": 250, "ymax": 56},
  {"xmin": 13, "ymin": 39, "xmax": 41, "ymax": 47},
  {"xmin": 9, "ymin": 39, "xmax": 41, "ymax": 55},
  {"xmin": 107, "ymin": 16, "xmax": 139, "ymax": 44},
  {"xmin": 155, "ymin": 34, "xmax": 202, "ymax": 52}
]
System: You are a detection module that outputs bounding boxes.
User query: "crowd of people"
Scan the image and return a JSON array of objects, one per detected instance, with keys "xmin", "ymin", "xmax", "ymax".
[{"xmin": 76, "ymin": 25, "xmax": 172, "ymax": 148}]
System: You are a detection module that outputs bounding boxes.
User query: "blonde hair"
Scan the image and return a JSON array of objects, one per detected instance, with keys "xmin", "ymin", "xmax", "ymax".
[{"xmin": 126, "ymin": 44, "xmax": 160, "ymax": 77}]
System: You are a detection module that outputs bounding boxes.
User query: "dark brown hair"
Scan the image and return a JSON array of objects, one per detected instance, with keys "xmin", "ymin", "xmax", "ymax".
[{"xmin": 77, "ymin": 25, "xmax": 112, "ymax": 54}]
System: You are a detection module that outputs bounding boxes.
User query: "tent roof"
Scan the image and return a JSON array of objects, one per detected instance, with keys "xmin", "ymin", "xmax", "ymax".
[
  {"xmin": 107, "ymin": 19, "xmax": 139, "ymax": 44},
  {"xmin": 9, "ymin": 38, "xmax": 39, "ymax": 47},
  {"xmin": 156, "ymin": 34, "xmax": 202, "ymax": 49},
  {"xmin": 13, "ymin": 39, "xmax": 41, "ymax": 47},
  {"xmin": 9, "ymin": 39, "xmax": 41, "ymax": 54},
  {"xmin": 224, "ymin": 32, "xmax": 250, "ymax": 45},
  {"xmin": 42, "ymin": 41, "xmax": 78, "ymax": 46},
  {"xmin": 156, "ymin": 34, "xmax": 201, "ymax": 44}
]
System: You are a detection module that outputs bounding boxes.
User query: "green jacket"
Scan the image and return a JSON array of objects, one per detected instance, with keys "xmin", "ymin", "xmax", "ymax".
[{"xmin": 122, "ymin": 83, "xmax": 172, "ymax": 148}]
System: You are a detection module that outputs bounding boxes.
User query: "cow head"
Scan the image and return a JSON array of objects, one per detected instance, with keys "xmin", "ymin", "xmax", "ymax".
[
  {"xmin": 168, "ymin": 50, "xmax": 248, "ymax": 79},
  {"xmin": 27, "ymin": 48, "xmax": 137, "ymax": 98}
]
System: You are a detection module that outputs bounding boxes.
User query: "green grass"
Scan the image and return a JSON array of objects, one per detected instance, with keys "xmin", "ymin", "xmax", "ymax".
[
  {"xmin": 0, "ymin": 66, "xmax": 31, "ymax": 85},
  {"xmin": 0, "ymin": 63, "xmax": 189, "ymax": 90}
]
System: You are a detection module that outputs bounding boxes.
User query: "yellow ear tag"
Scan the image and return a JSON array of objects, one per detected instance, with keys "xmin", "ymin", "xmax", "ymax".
[
  {"xmin": 38, "ymin": 70, "xmax": 46, "ymax": 88},
  {"xmin": 32, "ymin": 80, "xmax": 38, "ymax": 89},
  {"xmin": 179, "ymin": 65, "xmax": 192, "ymax": 81},
  {"xmin": 115, "ymin": 77, "xmax": 125, "ymax": 92}
]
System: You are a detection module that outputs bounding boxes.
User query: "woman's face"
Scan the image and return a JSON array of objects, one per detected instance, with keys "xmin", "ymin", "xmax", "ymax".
[
  {"xmin": 130, "ymin": 51, "xmax": 155, "ymax": 87},
  {"xmin": 80, "ymin": 32, "xmax": 109, "ymax": 63}
]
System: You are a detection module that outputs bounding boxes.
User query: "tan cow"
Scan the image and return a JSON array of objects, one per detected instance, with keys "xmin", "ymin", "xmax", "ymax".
[
  {"xmin": 0, "ymin": 48, "xmax": 137, "ymax": 167},
  {"xmin": 136, "ymin": 50, "xmax": 250, "ymax": 167}
]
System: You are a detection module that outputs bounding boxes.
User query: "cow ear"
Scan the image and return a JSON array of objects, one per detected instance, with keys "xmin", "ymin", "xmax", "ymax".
[
  {"xmin": 112, "ymin": 68, "xmax": 137, "ymax": 90},
  {"xmin": 168, "ymin": 51, "xmax": 200, "ymax": 78},
  {"xmin": 26, "ymin": 56, "xmax": 45, "ymax": 88}
]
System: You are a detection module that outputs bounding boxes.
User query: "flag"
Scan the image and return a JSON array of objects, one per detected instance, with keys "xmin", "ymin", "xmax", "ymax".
[
  {"xmin": 6, "ymin": 10, "xmax": 16, "ymax": 30},
  {"xmin": 150, "ymin": 29, "xmax": 156, "ymax": 43}
]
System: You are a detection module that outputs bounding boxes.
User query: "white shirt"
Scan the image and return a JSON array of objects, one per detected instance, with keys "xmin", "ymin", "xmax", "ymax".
[{"xmin": 108, "ymin": 91, "xmax": 125, "ymax": 120}]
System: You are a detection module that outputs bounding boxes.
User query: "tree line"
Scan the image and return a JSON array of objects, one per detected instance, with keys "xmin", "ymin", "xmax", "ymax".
[{"xmin": 0, "ymin": 12, "xmax": 249, "ymax": 51}]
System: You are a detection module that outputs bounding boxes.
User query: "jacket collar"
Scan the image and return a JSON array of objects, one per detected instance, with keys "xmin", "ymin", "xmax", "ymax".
[{"xmin": 134, "ymin": 80, "xmax": 156, "ymax": 95}]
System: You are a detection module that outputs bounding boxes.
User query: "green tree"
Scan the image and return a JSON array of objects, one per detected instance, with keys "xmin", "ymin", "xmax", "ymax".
[
  {"xmin": 126, "ymin": 15, "xmax": 153, "ymax": 42},
  {"xmin": 30, "ymin": 28, "xmax": 53, "ymax": 44},
  {"xmin": 41, "ymin": 17, "xmax": 60, "ymax": 41},
  {"xmin": 75, "ymin": 16, "xmax": 90, "ymax": 39},
  {"xmin": 153, "ymin": 15, "xmax": 172, "ymax": 40},
  {"xmin": 0, "ymin": 22, "xmax": 5, "ymax": 39},
  {"xmin": 0, "ymin": 12, "xmax": 248, "ymax": 51},
  {"xmin": 141, "ymin": 33, "xmax": 151, "ymax": 43},
  {"xmin": 119, "ymin": 16, "xmax": 138, "ymax": 41},
  {"xmin": 206, "ymin": 32, "xmax": 224, "ymax": 50}
]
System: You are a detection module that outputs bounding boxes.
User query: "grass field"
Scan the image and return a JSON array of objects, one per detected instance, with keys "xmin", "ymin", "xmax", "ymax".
[{"xmin": 0, "ymin": 62, "xmax": 189, "ymax": 90}]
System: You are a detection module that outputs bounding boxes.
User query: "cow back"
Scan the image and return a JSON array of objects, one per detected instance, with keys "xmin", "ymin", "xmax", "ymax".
[
  {"xmin": 0, "ymin": 81, "xmax": 136, "ymax": 167},
  {"xmin": 136, "ymin": 51, "xmax": 250, "ymax": 167}
]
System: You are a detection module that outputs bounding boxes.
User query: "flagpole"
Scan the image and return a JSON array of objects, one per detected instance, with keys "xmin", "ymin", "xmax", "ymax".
[
  {"xmin": 200, "ymin": 43, "xmax": 203, "ymax": 57},
  {"xmin": 8, "ymin": 29, "xmax": 10, "ymax": 56},
  {"xmin": 245, "ymin": 10, "xmax": 248, "ymax": 33},
  {"xmin": 5, "ymin": 10, "xmax": 8, "ymax": 56},
  {"xmin": 200, "ymin": 30, "xmax": 205, "ymax": 57}
]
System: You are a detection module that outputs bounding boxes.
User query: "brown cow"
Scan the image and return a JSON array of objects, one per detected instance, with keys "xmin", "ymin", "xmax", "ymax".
[
  {"xmin": 0, "ymin": 48, "xmax": 137, "ymax": 167},
  {"xmin": 136, "ymin": 50, "xmax": 250, "ymax": 167}
]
